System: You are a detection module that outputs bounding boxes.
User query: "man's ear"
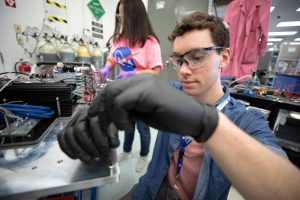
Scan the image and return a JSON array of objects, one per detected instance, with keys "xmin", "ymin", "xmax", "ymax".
[{"xmin": 219, "ymin": 48, "xmax": 231, "ymax": 69}]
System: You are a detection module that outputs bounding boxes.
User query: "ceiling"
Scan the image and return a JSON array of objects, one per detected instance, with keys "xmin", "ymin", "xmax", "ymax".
[
  {"xmin": 269, "ymin": 0, "xmax": 300, "ymax": 44},
  {"xmin": 215, "ymin": 0, "xmax": 300, "ymax": 47}
]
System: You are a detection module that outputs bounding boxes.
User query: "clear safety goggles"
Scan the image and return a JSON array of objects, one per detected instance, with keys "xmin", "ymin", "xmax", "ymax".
[{"xmin": 169, "ymin": 46, "xmax": 224, "ymax": 70}]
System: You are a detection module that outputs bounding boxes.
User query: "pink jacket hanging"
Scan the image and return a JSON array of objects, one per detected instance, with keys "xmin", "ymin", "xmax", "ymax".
[{"xmin": 222, "ymin": 0, "xmax": 271, "ymax": 81}]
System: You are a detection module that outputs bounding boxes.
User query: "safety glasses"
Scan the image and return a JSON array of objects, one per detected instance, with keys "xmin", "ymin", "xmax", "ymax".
[{"xmin": 169, "ymin": 46, "xmax": 224, "ymax": 70}]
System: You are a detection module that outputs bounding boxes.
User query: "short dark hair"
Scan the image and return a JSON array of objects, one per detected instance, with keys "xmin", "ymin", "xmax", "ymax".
[
  {"xmin": 168, "ymin": 12, "xmax": 229, "ymax": 48},
  {"xmin": 113, "ymin": 0, "xmax": 159, "ymax": 48}
]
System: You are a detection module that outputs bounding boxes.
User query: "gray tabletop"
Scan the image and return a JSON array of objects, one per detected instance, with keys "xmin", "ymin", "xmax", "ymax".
[{"xmin": 0, "ymin": 117, "xmax": 120, "ymax": 200}]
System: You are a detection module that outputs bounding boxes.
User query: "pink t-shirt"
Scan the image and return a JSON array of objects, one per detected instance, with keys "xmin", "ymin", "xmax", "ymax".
[
  {"xmin": 167, "ymin": 139, "xmax": 205, "ymax": 200},
  {"xmin": 107, "ymin": 36, "xmax": 163, "ymax": 72}
]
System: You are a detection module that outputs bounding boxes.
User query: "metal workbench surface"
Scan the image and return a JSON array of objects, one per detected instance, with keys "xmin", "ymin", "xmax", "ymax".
[{"xmin": 0, "ymin": 117, "xmax": 120, "ymax": 200}]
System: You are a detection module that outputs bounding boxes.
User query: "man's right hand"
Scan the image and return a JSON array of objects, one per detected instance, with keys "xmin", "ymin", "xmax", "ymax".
[
  {"xmin": 88, "ymin": 74, "xmax": 219, "ymax": 142},
  {"xmin": 58, "ymin": 108, "xmax": 119, "ymax": 164}
]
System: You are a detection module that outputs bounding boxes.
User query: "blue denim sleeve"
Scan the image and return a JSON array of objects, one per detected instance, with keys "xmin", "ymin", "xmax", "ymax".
[{"xmin": 239, "ymin": 108, "xmax": 287, "ymax": 157}]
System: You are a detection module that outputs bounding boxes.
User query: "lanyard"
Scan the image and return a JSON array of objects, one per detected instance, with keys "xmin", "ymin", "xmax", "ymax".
[
  {"xmin": 175, "ymin": 96, "xmax": 230, "ymax": 178},
  {"xmin": 216, "ymin": 96, "xmax": 230, "ymax": 111},
  {"xmin": 176, "ymin": 136, "xmax": 193, "ymax": 177}
]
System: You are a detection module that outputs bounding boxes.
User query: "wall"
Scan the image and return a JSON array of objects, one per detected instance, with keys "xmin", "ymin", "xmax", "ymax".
[
  {"xmin": 0, "ymin": 0, "xmax": 45, "ymax": 72},
  {"xmin": 148, "ymin": 0, "xmax": 209, "ymax": 82},
  {"xmin": 0, "ymin": 0, "xmax": 148, "ymax": 73}
]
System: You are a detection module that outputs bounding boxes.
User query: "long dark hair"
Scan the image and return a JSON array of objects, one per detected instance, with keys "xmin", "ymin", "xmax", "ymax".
[{"xmin": 113, "ymin": 0, "xmax": 159, "ymax": 48}]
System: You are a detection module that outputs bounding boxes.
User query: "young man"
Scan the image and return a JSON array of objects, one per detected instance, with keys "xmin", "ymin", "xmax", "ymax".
[
  {"xmin": 58, "ymin": 12, "xmax": 300, "ymax": 199},
  {"xmin": 130, "ymin": 12, "xmax": 288, "ymax": 199}
]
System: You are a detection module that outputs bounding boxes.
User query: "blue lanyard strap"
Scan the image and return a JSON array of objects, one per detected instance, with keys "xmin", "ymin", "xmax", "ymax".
[
  {"xmin": 174, "ymin": 95, "xmax": 230, "ymax": 178},
  {"xmin": 176, "ymin": 136, "xmax": 193, "ymax": 177},
  {"xmin": 215, "ymin": 96, "xmax": 230, "ymax": 111}
]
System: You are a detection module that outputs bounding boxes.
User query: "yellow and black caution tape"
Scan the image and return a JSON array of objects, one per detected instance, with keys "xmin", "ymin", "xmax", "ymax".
[
  {"xmin": 46, "ymin": 0, "xmax": 66, "ymax": 9},
  {"xmin": 48, "ymin": 15, "xmax": 67, "ymax": 23}
]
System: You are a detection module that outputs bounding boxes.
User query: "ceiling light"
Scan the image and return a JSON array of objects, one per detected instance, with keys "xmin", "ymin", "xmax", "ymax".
[
  {"xmin": 268, "ymin": 31, "xmax": 297, "ymax": 36},
  {"xmin": 270, "ymin": 6, "xmax": 275, "ymax": 12},
  {"xmin": 268, "ymin": 38, "xmax": 283, "ymax": 42},
  {"xmin": 277, "ymin": 21, "xmax": 300, "ymax": 27},
  {"xmin": 267, "ymin": 43, "xmax": 273, "ymax": 45},
  {"xmin": 295, "ymin": 38, "xmax": 300, "ymax": 41},
  {"xmin": 297, "ymin": 7, "xmax": 300, "ymax": 12},
  {"xmin": 290, "ymin": 42, "xmax": 300, "ymax": 45}
]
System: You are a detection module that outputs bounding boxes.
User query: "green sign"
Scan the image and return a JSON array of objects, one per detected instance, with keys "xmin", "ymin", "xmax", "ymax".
[{"xmin": 87, "ymin": 0, "xmax": 105, "ymax": 21}]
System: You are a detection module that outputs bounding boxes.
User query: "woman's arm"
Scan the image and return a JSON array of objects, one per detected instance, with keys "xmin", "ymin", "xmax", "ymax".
[
  {"xmin": 104, "ymin": 59, "xmax": 116, "ymax": 70},
  {"xmin": 206, "ymin": 112, "xmax": 300, "ymax": 200}
]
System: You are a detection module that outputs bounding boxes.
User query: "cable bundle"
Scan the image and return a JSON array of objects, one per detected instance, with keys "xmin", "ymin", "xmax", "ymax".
[{"xmin": 0, "ymin": 104, "xmax": 54, "ymax": 119}]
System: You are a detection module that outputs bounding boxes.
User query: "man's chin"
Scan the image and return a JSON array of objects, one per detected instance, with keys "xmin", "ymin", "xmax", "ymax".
[{"xmin": 182, "ymin": 87, "xmax": 196, "ymax": 96}]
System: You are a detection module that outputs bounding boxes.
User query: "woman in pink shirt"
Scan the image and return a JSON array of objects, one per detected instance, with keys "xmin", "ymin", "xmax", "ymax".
[{"xmin": 99, "ymin": 0, "xmax": 163, "ymax": 173}]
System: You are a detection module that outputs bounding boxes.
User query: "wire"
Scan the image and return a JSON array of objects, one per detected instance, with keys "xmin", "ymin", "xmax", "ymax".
[
  {"xmin": 0, "ymin": 81, "xmax": 7, "ymax": 88},
  {"xmin": 0, "ymin": 75, "xmax": 21, "ymax": 93},
  {"xmin": 7, "ymin": 100, "xmax": 23, "ymax": 104},
  {"xmin": 0, "ymin": 72, "xmax": 29, "ymax": 76},
  {"xmin": 0, "ymin": 107, "xmax": 18, "ymax": 125},
  {"xmin": 15, "ymin": 18, "xmax": 47, "ymax": 58},
  {"xmin": 44, "ymin": 65, "xmax": 56, "ymax": 75},
  {"xmin": 15, "ymin": 33, "xmax": 36, "ymax": 57},
  {"xmin": 0, "ymin": 104, "xmax": 54, "ymax": 119},
  {"xmin": 228, "ymin": 75, "xmax": 252, "ymax": 87},
  {"xmin": 14, "ymin": 61, "xmax": 20, "ymax": 73},
  {"xmin": 30, "ymin": 18, "xmax": 47, "ymax": 57}
]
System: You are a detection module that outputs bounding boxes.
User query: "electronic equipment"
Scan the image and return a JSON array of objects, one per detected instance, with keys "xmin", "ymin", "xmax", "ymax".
[
  {"xmin": 0, "ymin": 63, "xmax": 100, "ymax": 150},
  {"xmin": 276, "ymin": 112, "xmax": 300, "ymax": 140},
  {"xmin": 0, "ymin": 80, "xmax": 74, "ymax": 149},
  {"xmin": 0, "ymin": 81, "xmax": 75, "ymax": 117},
  {"xmin": 30, "ymin": 61, "xmax": 95, "ymax": 77},
  {"xmin": 275, "ymin": 111, "xmax": 300, "ymax": 168},
  {"xmin": 0, "ymin": 117, "xmax": 56, "ymax": 149},
  {"xmin": 273, "ymin": 74, "xmax": 300, "ymax": 94}
]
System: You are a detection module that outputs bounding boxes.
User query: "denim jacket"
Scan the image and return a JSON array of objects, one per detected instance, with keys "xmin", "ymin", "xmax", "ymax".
[{"xmin": 133, "ymin": 84, "xmax": 287, "ymax": 200}]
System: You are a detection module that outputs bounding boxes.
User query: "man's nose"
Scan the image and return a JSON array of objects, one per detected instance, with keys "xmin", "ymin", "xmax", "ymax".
[{"xmin": 178, "ymin": 61, "xmax": 192, "ymax": 74}]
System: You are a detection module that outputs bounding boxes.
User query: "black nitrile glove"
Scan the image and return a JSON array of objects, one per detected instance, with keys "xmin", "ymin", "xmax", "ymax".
[
  {"xmin": 58, "ymin": 107, "xmax": 119, "ymax": 164},
  {"xmin": 88, "ymin": 74, "xmax": 219, "ymax": 142}
]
